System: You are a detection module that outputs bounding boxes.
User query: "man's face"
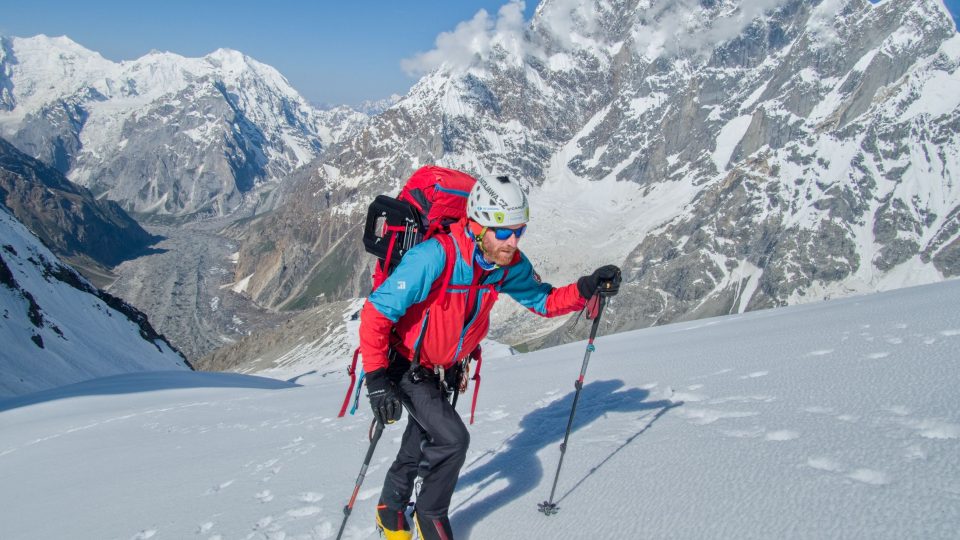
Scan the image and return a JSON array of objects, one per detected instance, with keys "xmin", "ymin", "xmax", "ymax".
[{"xmin": 481, "ymin": 224, "xmax": 525, "ymax": 266}]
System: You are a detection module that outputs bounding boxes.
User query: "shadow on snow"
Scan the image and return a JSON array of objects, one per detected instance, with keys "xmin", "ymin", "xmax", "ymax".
[
  {"xmin": 451, "ymin": 379, "xmax": 681, "ymax": 537},
  {"xmin": 0, "ymin": 371, "xmax": 297, "ymax": 412}
]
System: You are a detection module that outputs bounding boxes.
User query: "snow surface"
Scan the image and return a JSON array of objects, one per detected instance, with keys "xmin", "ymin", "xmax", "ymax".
[{"xmin": 2, "ymin": 280, "xmax": 959, "ymax": 539}]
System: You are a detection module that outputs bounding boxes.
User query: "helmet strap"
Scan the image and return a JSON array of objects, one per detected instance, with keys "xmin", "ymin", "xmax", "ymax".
[
  {"xmin": 467, "ymin": 220, "xmax": 498, "ymax": 268},
  {"xmin": 468, "ymin": 220, "xmax": 486, "ymax": 249}
]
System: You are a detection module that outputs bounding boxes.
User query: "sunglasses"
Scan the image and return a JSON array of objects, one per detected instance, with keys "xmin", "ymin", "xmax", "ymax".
[{"xmin": 490, "ymin": 225, "xmax": 527, "ymax": 240}]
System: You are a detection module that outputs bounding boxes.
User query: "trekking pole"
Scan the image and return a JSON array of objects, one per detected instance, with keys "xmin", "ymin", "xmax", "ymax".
[
  {"xmin": 538, "ymin": 289, "xmax": 611, "ymax": 516},
  {"xmin": 336, "ymin": 419, "xmax": 384, "ymax": 540}
]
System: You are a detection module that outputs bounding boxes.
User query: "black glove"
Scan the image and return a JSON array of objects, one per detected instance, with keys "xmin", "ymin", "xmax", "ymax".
[
  {"xmin": 577, "ymin": 264, "xmax": 622, "ymax": 299},
  {"xmin": 366, "ymin": 369, "xmax": 402, "ymax": 425}
]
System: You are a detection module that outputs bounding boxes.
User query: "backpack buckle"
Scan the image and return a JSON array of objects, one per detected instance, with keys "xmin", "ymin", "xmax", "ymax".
[{"xmin": 435, "ymin": 365, "xmax": 448, "ymax": 395}]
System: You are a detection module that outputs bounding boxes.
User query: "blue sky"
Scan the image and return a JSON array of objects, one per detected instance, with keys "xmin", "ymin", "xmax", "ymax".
[
  {"xmin": 2, "ymin": 1, "xmax": 957, "ymax": 107},
  {"xmin": 1, "ymin": 1, "xmax": 537, "ymax": 106}
]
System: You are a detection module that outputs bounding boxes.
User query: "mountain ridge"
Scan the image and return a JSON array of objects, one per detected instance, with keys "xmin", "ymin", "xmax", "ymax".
[
  {"xmin": 225, "ymin": 0, "xmax": 960, "ymax": 359},
  {"xmin": 0, "ymin": 34, "xmax": 368, "ymax": 217}
]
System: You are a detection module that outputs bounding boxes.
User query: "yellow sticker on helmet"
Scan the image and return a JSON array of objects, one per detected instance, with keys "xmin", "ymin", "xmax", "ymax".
[{"xmin": 494, "ymin": 211, "xmax": 505, "ymax": 224}]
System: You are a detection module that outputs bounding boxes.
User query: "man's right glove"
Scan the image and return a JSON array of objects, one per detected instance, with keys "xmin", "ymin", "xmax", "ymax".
[
  {"xmin": 577, "ymin": 264, "xmax": 622, "ymax": 299},
  {"xmin": 366, "ymin": 369, "xmax": 402, "ymax": 425}
]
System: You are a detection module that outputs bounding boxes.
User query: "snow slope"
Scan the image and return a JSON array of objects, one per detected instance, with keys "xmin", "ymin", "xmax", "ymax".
[
  {"xmin": 1, "ymin": 280, "xmax": 959, "ymax": 539},
  {"xmin": 0, "ymin": 207, "xmax": 189, "ymax": 397}
]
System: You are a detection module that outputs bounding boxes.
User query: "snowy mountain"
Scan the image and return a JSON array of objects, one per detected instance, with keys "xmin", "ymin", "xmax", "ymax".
[
  {"xmin": 1, "ymin": 279, "xmax": 957, "ymax": 538},
  {"xmin": 0, "ymin": 136, "xmax": 157, "ymax": 286},
  {"xmin": 0, "ymin": 206, "xmax": 189, "ymax": 398},
  {"xmin": 228, "ymin": 0, "xmax": 960, "ymax": 354},
  {"xmin": 353, "ymin": 94, "xmax": 404, "ymax": 116},
  {"xmin": 195, "ymin": 296, "xmax": 517, "ymax": 380},
  {"xmin": 0, "ymin": 35, "xmax": 368, "ymax": 217}
]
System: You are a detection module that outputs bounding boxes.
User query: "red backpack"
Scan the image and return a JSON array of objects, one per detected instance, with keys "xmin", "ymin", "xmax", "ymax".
[
  {"xmin": 362, "ymin": 165, "xmax": 477, "ymax": 289},
  {"xmin": 339, "ymin": 166, "xmax": 486, "ymax": 423}
]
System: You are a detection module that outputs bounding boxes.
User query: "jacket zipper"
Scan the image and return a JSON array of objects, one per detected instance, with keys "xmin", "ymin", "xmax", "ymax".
[{"xmin": 450, "ymin": 269, "xmax": 491, "ymax": 364}]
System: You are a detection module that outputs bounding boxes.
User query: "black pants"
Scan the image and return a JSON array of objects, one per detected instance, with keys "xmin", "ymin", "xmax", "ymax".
[{"xmin": 380, "ymin": 366, "xmax": 470, "ymax": 520}]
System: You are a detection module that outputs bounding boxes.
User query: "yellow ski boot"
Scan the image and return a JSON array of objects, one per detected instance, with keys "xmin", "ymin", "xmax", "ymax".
[{"xmin": 376, "ymin": 503, "xmax": 412, "ymax": 540}]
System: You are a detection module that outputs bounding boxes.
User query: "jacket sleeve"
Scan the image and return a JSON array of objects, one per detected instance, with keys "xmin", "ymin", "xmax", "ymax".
[
  {"xmin": 499, "ymin": 254, "xmax": 586, "ymax": 317},
  {"xmin": 358, "ymin": 239, "xmax": 446, "ymax": 373}
]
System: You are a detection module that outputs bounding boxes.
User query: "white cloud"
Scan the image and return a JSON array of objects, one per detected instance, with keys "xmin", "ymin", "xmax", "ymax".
[
  {"xmin": 808, "ymin": 0, "xmax": 846, "ymax": 45},
  {"xmin": 401, "ymin": 0, "xmax": 849, "ymax": 73},
  {"xmin": 539, "ymin": 0, "xmax": 602, "ymax": 50},
  {"xmin": 631, "ymin": 0, "xmax": 796, "ymax": 61},
  {"xmin": 400, "ymin": 1, "xmax": 529, "ymax": 76}
]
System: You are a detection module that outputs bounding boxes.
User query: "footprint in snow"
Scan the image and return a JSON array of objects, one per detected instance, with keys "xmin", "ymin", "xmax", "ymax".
[
  {"xmin": 847, "ymin": 468, "xmax": 891, "ymax": 485},
  {"xmin": 299, "ymin": 492, "xmax": 324, "ymax": 503},
  {"xmin": 253, "ymin": 516, "xmax": 273, "ymax": 531},
  {"xmin": 739, "ymin": 371, "xmax": 769, "ymax": 379},
  {"xmin": 281, "ymin": 436, "xmax": 304, "ymax": 450},
  {"xmin": 721, "ymin": 427, "xmax": 799, "ymax": 441},
  {"xmin": 487, "ymin": 409, "xmax": 509, "ymax": 421},
  {"xmin": 691, "ymin": 369, "xmax": 732, "ymax": 381},
  {"xmin": 941, "ymin": 329, "xmax": 960, "ymax": 337},
  {"xmin": 197, "ymin": 522, "xmax": 215, "ymax": 534},
  {"xmin": 255, "ymin": 490, "xmax": 274, "ymax": 503},
  {"xmin": 286, "ymin": 506, "xmax": 321, "ymax": 518},
  {"xmin": 904, "ymin": 444, "xmax": 927, "ymax": 461},
  {"xmin": 358, "ymin": 487, "xmax": 380, "ymax": 501},
  {"xmin": 533, "ymin": 391, "xmax": 562, "ymax": 408},
  {"xmin": 808, "ymin": 456, "xmax": 845, "ymax": 472},
  {"xmin": 709, "ymin": 395, "xmax": 775, "ymax": 405},
  {"xmin": 803, "ymin": 406, "xmax": 836, "ymax": 415},
  {"xmin": 252, "ymin": 458, "xmax": 282, "ymax": 482},
  {"xmin": 885, "ymin": 337, "xmax": 903, "ymax": 345},
  {"xmin": 865, "ymin": 352, "xmax": 890, "ymax": 359},
  {"xmin": 765, "ymin": 430, "xmax": 800, "ymax": 441},
  {"xmin": 885, "ymin": 405, "xmax": 912, "ymax": 416},
  {"xmin": 252, "ymin": 458, "xmax": 280, "ymax": 473},
  {"xmin": 897, "ymin": 417, "xmax": 960, "ymax": 439},
  {"xmin": 670, "ymin": 390, "xmax": 707, "ymax": 402},
  {"xmin": 722, "ymin": 427, "xmax": 765, "ymax": 439},
  {"xmin": 679, "ymin": 408, "xmax": 759, "ymax": 425},
  {"xmin": 205, "ymin": 480, "xmax": 235, "ymax": 495},
  {"xmin": 130, "ymin": 530, "xmax": 157, "ymax": 540},
  {"xmin": 807, "ymin": 457, "xmax": 891, "ymax": 486},
  {"xmin": 807, "ymin": 349, "xmax": 834, "ymax": 357}
]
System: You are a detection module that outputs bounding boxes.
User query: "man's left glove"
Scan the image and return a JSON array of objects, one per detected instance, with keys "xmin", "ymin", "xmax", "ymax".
[
  {"xmin": 366, "ymin": 369, "xmax": 402, "ymax": 425},
  {"xmin": 577, "ymin": 264, "xmax": 622, "ymax": 299}
]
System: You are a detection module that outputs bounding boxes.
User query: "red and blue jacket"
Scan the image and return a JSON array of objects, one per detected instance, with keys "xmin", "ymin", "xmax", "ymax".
[{"xmin": 359, "ymin": 218, "xmax": 586, "ymax": 374}]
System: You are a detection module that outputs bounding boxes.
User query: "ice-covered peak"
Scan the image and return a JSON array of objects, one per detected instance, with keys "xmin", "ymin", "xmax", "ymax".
[
  {"xmin": 1, "ymin": 34, "xmax": 116, "ymax": 112},
  {"xmin": 204, "ymin": 47, "xmax": 253, "ymax": 72},
  {"xmin": 0, "ymin": 34, "xmax": 365, "ymax": 216},
  {"xmin": 201, "ymin": 47, "xmax": 302, "ymax": 101},
  {"xmin": 11, "ymin": 34, "xmax": 106, "ymax": 61}
]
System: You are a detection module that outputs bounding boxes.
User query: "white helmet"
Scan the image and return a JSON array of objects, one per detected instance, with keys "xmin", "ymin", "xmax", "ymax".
[{"xmin": 467, "ymin": 174, "xmax": 530, "ymax": 227}]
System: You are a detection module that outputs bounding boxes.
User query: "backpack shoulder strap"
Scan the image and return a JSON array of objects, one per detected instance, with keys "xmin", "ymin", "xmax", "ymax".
[{"xmin": 426, "ymin": 233, "xmax": 458, "ymax": 307}]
